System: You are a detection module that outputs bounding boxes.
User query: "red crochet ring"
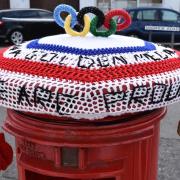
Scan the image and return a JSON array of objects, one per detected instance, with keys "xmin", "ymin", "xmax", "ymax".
[
  {"xmin": 0, "ymin": 133, "xmax": 13, "ymax": 171},
  {"xmin": 104, "ymin": 9, "xmax": 131, "ymax": 31}
]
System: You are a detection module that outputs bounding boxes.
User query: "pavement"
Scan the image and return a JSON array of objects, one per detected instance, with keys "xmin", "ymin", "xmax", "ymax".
[{"xmin": 0, "ymin": 45, "xmax": 179, "ymax": 179}]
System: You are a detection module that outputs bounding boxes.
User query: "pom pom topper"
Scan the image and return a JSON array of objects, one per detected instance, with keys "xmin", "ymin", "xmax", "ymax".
[{"xmin": 54, "ymin": 4, "xmax": 132, "ymax": 37}]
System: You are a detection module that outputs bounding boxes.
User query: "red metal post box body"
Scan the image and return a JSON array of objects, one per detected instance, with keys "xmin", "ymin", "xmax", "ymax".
[{"xmin": 3, "ymin": 108, "xmax": 166, "ymax": 180}]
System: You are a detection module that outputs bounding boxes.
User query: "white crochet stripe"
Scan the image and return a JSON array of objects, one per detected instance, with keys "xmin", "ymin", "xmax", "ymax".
[
  {"xmin": 3, "ymin": 43, "xmax": 178, "ymax": 70},
  {"xmin": 0, "ymin": 68, "xmax": 179, "ymax": 120},
  {"xmin": 38, "ymin": 34, "xmax": 146, "ymax": 49}
]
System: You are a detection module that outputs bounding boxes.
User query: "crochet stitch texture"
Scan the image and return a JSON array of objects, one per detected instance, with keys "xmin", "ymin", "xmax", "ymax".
[{"xmin": 0, "ymin": 34, "xmax": 179, "ymax": 120}]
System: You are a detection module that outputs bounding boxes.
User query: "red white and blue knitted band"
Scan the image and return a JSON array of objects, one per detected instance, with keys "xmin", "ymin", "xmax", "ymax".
[{"xmin": 0, "ymin": 34, "xmax": 179, "ymax": 120}]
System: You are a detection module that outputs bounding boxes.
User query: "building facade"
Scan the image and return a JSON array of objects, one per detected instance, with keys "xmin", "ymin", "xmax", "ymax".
[
  {"xmin": 0, "ymin": 0, "xmax": 79, "ymax": 11},
  {"xmin": 0, "ymin": 0, "xmax": 179, "ymax": 12},
  {"xmin": 80, "ymin": 0, "xmax": 180, "ymax": 12},
  {"xmin": 0, "ymin": 0, "xmax": 10, "ymax": 9}
]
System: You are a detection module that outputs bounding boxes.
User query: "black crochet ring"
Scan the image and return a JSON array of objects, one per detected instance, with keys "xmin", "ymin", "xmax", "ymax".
[{"xmin": 77, "ymin": 6, "xmax": 105, "ymax": 28}]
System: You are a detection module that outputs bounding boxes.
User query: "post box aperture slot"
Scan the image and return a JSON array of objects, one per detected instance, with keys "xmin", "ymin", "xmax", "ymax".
[{"xmin": 61, "ymin": 147, "xmax": 79, "ymax": 168}]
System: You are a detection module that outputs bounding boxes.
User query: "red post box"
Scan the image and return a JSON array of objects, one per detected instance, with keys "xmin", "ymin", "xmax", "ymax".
[
  {"xmin": 0, "ymin": 132, "xmax": 13, "ymax": 171},
  {"xmin": 3, "ymin": 108, "xmax": 166, "ymax": 180},
  {"xmin": 0, "ymin": 4, "xmax": 180, "ymax": 180}
]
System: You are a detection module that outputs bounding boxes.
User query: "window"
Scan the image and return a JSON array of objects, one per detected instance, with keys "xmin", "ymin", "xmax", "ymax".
[
  {"xmin": 137, "ymin": 10, "xmax": 160, "ymax": 21},
  {"xmin": 139, "ymin": 0, "xmax": 162, "ymax": 6},
  {"xmin": 143, "ymin": 10, "xmax": 159, "ymax": 21},
  {"xmin": 38, "ymin": 11, "xmax": 53, "ymax": 18},
  {"xmin": 161, "ymin": 10, "xmax": 179, "ymax": 22},
  {"xmin": 97, "ymin": 0, "xmax": 111, "ymax": 13},
  {"xmin": 137, "ymin": 11, "xmax": 143, "ymax": 20},
  {"xmin": 18, "ymin": 10, "xmax": 39, "ymax": 18},
  {"xmin": 129, "ymin": 10, "xmax": 135, "ymax": 19},
  {"xmin": 0, "ymin": 12, "xmax": 5, "ymax": 19},
  {"xmin": 1, "ymin": 11, "xmax": 19, "ymax": 18},
  {"xmin": 113, "ymin": 0, "xmax": 137, "ymax": 8}
]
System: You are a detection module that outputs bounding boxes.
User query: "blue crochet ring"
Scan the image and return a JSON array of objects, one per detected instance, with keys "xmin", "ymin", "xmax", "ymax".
[{"xmin": 53, "ymin": 4, "xmax": 77, "ymax": 28}]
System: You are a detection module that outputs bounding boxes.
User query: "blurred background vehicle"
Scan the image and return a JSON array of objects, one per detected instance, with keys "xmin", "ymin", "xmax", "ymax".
[
  {"xmin": 116, "ymin": 7, "xmax": 180, "ymax": 43},
  {"xmin": 0, "ymin": 9, "xmax": 64, "ymax": 45}
]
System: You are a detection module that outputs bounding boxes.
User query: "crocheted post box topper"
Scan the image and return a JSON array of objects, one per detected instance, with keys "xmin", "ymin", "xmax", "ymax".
[{"xmin": 0, "ymin": 34, "xmax": 179, "ymax": 120}]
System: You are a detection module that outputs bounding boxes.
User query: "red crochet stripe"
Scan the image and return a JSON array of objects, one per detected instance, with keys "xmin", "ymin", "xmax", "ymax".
[{"xmin": 0, "ymin": 55, "xmax": 179, "ymax": 83}]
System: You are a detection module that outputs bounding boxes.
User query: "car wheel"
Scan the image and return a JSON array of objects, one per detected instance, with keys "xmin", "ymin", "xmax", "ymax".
[{"xmin": 9, "ymin": 30, "xmax": 24, "ymax": 45}]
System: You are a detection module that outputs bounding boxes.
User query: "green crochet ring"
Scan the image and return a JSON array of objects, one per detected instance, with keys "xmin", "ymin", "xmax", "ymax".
[{"xmin": 90, "ymin": 16, "xmax": 117, "ymax": 37}]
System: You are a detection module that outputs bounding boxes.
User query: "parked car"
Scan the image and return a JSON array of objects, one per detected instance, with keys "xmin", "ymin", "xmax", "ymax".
[
  {"xmin": 117, "ymin": 7, "xmax": 180, "ymax": 43},
  {"xmin": 0, "ymin": 9, "xmax": 64, "ymax": 45}
]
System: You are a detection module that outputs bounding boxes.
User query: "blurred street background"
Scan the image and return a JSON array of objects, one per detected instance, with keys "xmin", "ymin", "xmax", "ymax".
[
  {"xmin": 1, "ymin": 0, "xmax": 180, "ymax": 12},
  {"xmin": 0, "ymin": 0, "xmax": 180, "ymax": 180}
]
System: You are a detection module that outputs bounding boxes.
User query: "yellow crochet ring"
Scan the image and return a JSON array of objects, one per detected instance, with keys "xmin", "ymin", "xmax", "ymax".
[{"xmin": 64, "ymin": 14, "xmax": 90, "ymax": 36}]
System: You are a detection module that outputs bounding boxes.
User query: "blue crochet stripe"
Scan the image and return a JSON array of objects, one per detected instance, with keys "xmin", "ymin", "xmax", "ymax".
[{"xmin": 27, "ymin": 39, "xmax": 156, "ymax": 56}]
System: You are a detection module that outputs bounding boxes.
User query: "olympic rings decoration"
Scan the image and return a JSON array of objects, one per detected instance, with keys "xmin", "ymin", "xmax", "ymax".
[
  {"xmin": 104, "ymin": 9, "xmax": 132, "ymax": 31},
  {"xmin": 64, "ymin": 15, "xmax": 91, "ymax": 37},
  {"xmin": 77, "ymin": 7, "xmax": 105, "ymax": 28},
  {"xmin": 90, "ymin": 17, "xmax": 117, "ymax": 37},
  {"xmin": 53, "ymin": 4, "xmax": 77, "ymax": 28},
  {"xmin": 54, "ymin": 4, "xmax": 132, "ymax": 37}
]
